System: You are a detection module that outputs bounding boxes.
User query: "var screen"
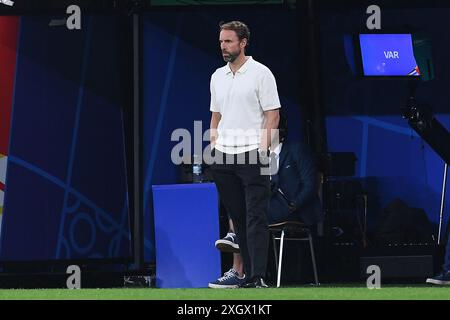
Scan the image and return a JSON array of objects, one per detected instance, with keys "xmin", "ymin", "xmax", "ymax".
[{"xmin": 359, "ymin": 34, "xmax": 421, "ymax": 77}]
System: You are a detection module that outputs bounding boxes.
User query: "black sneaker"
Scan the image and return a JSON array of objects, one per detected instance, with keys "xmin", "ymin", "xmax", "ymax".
[
  {"xmin": 215, "ymin": 232, "xmax": 240, "ymax": 253},
  {"xmin": 426, "ymin": 271, "xmax": 450, "ymax": 285},
  {"xmin": 240, "ymin": 277, "xmax": 269, "ymax": 288}
]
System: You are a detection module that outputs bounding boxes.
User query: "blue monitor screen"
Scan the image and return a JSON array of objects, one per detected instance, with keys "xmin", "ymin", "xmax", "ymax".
[{"xmin": 359, "ymin": 34, "xmax": 421, "ymax": 77}]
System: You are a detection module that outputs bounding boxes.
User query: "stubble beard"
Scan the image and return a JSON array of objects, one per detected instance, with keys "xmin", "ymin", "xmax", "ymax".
[{"xmin": 222, "ymin": 49, "xmax": 241, "ymax": 63}]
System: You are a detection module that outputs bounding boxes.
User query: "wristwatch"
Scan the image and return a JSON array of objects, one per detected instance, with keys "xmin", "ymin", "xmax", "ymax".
[
  {"xmin": 258, "ymin": 148, "xmax": 270, "ymax": 166},
  {"xmin": 258, "ymin": 148, "xmax": 270, "ymax": 158}
]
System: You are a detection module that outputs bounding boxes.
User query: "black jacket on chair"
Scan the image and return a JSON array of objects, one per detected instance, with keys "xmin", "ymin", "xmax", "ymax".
[{"xmin": 268, "ymin": 142, "xmax": 324, "ymax": 226}]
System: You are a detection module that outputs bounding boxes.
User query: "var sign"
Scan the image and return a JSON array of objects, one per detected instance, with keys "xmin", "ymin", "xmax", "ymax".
[{"xmin": 384, "ymin": 51, "xmax": 399, "ymax": 59}]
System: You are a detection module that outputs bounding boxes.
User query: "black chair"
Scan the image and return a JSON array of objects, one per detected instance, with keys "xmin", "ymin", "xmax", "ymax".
[{"xmin": 269, "ymin": 221, "xmax": 319, "ymax": 287}]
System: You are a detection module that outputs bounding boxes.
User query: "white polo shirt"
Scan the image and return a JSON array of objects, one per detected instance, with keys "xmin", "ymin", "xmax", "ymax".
[{"xmin": 210, "ymin": 56, "xmax": 281, "ymax": 154}]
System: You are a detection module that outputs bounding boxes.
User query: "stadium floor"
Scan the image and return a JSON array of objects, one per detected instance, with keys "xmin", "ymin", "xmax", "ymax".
[{"xmin": 0, "ymin": 285, "xmax": 449, "ymax": 300}]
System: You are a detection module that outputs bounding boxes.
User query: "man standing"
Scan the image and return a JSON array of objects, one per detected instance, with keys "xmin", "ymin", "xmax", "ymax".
[
  {"xmin": 210, "ymin": 21, "xmax": 280, "ymax": 288},
  {"xmin": 208, "ymin": 117, "xmax": 324, "ymax": 289}
]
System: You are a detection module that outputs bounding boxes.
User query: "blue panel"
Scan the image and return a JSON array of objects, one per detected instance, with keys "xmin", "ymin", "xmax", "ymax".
[
  {"xmin": 68, "ymin": 17, "xmax": 131, "ymax": 259},
  {"xmin": 152, "ymin": 183, "xmax": 221, "ymax": 288},
  {"xmin": 0, "ymin": 161, "xmax": 64, "ymax": 260},
  {"xmin": 326, "ymin": 115, "xmax": 450, "ymax": 227},
  {"xmin": 326, "ymin": 117, "xmax": 363, "ymax": 153},
  {"xmin": 366, "ymin": 120, "xmax": 421, "ymax": 177},
  {"xmin": 9, "ymin": 17, "xmax": 84, "ymax": 182},
  {"xmin": 1, "ymin": 16, "xmax": 131, "ymax": 261}
]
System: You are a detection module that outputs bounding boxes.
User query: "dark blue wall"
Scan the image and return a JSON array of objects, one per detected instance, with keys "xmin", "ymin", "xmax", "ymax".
[
  {"xmin": 320, "ymin": 6, "xmax": 450, "ymax": 232},
  {"xmin": 2, "ymin": 4, "xmax": 447, "ymax": 264},
  {"xmin": 143, "ymin": 7, "xmax": 303, "ymax": 262},
  {"xmin": 1, "ymin": 16, "xmax": 131, "ymax": 261}
]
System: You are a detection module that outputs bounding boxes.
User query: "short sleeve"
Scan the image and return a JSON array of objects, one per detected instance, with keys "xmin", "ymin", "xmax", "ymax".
[
  {"xmin": 210, "ymin": 74, "xmax": 220, "ymax": 112},
  {"xmin": 258, "ymin": 70, "xmax": 281, "ymax": 111}
]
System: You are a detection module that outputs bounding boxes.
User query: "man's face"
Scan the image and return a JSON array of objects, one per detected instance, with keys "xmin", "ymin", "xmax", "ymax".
[{"xmin": 219, "ymin": 29, "xmax": 245, "ymax": 63}]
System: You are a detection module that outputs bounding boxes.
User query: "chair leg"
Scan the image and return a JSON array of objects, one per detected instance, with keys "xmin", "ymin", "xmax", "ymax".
[
  {"xmin": 277, "ymin": 229, "xmax": 285, "ymax": 288},
  {"xmin": 271, "ymin": 231, "xmax": 279, "ymax": 274},
  {"xmin": 308, "ymin": 232, "xmax": 319, "ymax": 286}
]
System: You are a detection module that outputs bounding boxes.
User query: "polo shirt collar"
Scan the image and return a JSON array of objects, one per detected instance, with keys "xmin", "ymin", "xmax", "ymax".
[{"xmin": 226, "ymin": 56, "xmax": 253, "ymax": 75}]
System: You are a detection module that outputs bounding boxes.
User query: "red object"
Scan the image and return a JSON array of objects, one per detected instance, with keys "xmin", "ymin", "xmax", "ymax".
[{"xmin": 0, "ymin": 16, "xmax": 20, "ymax": 156}]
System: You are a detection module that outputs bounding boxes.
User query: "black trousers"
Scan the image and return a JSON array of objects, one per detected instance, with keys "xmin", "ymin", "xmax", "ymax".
[{"xmin": 211, "ymin": 149, "xmax": 270, "ymax": 279}]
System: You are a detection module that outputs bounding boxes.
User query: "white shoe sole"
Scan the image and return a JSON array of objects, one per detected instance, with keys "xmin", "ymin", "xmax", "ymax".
[
  {"xmin": 215, "ymin": 239, "xmax": 240, "ymax": 253},
  {"xmin": 208, "ymin": 283, "xmax": 239, "ymax": 289},
  {"xmin": 426, "ymin": 278, "xmax": 450, "ymax": 285}
]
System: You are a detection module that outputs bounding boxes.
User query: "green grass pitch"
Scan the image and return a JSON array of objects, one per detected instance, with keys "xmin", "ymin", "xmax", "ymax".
[{"xmin": 0, "ymin": 285, "xmax": 449, "ymax": 300}]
